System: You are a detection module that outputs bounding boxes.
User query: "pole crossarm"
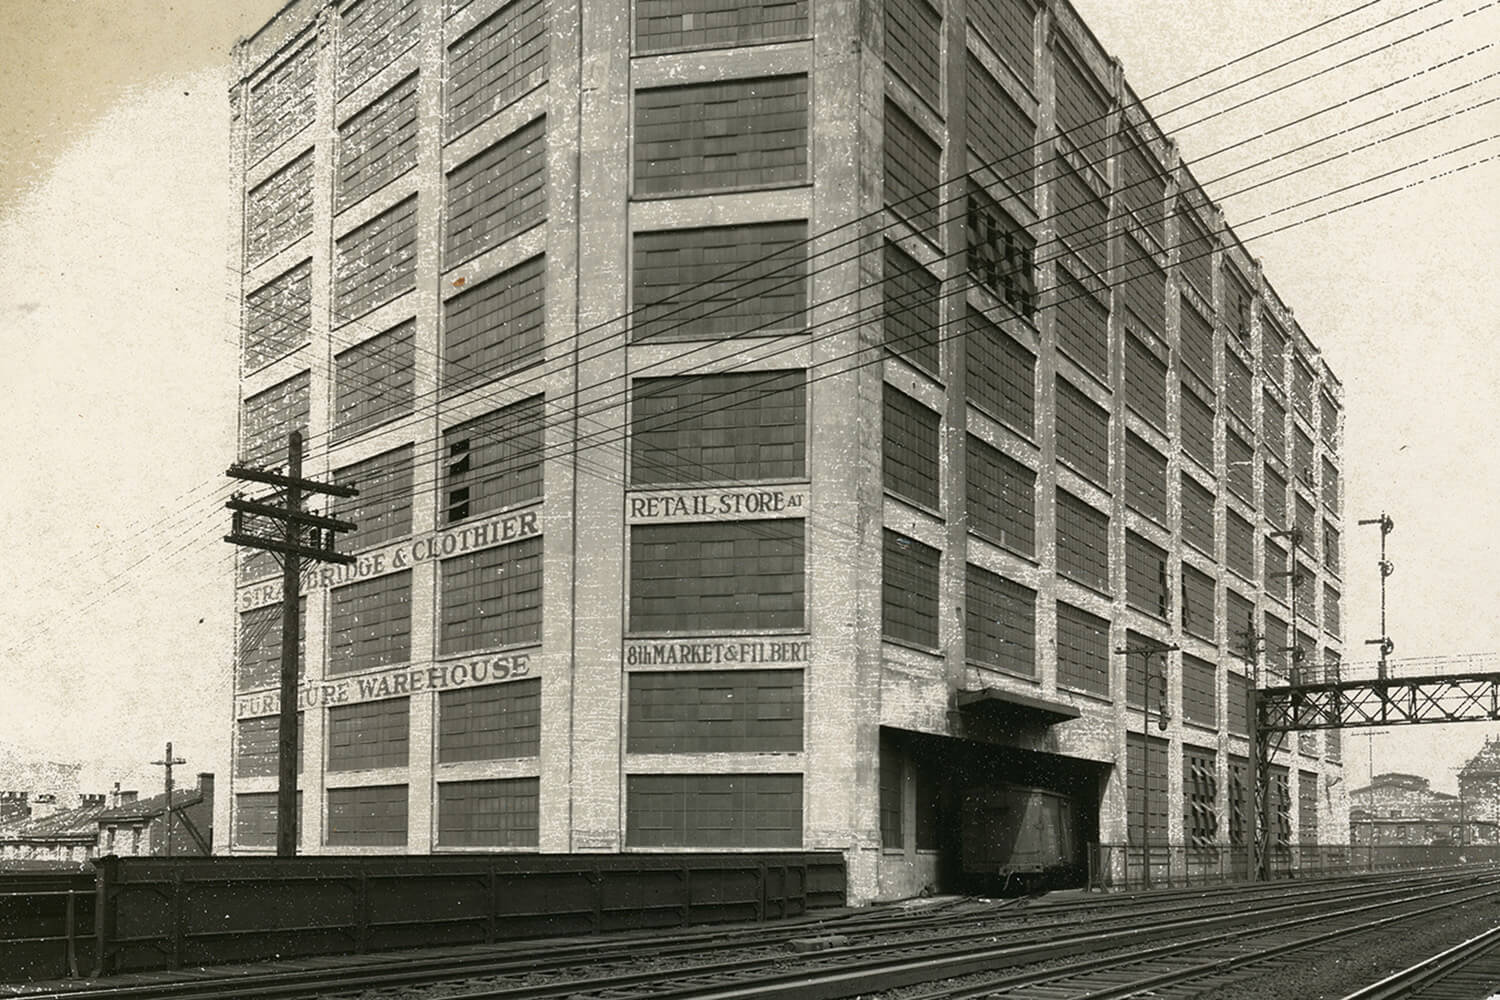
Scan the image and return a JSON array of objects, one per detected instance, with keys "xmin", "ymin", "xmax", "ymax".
[
  {"xmin": 224, "ymin": 463, "xmax": 360, "ymax": 498},
  {"xmin": 222, "ymin": 533, "xmax": 357, "ymax": 565},
  {"xmin": 1257, "ymin": 671, "xmax": 1500, "ymax": 733},
  {"xmin": 226, "ymin": 496, "xmax": 357, "ymax": 532}
]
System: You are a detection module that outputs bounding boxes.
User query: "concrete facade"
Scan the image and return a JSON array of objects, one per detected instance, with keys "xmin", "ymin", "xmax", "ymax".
[{"xmin": 225, "ymin": 0, "xmax": 1347, "ymax": 901}]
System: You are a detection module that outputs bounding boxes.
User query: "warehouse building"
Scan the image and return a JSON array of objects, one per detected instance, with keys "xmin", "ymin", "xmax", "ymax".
[{"xmin": 227, "ymin": 0, "xmax": 1347, "ymax": 900}]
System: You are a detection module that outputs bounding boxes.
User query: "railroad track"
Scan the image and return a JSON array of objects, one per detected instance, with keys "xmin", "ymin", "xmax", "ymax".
[
  {"xmin": 1341, "ymin": 923, "xmax": 1500, "ymax": 1000},
  {"xmin": 13, "ymin": 867, "xmax": 1498, "ymax": 1000}
]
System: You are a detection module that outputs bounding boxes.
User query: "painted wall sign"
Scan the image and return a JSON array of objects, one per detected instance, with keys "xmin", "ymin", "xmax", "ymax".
[
  {"xmin": 624, "ymin": 637, "xmax": 811, "ymax": 667},
  {"xmin": 237, "ymin": 506, "xmax": 541, "ymax": 610},
  {"xmin": 234, "ymin": 650, "xmax": 534, "ymax": 718},
  {"xmin": 626, "ymin": 485, "xmax": 808, "ymax": 523}
]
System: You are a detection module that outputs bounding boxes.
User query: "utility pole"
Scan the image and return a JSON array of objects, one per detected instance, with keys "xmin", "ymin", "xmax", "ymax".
[
  {"xmin": 1116, "ymin": 640, "xmax": 1178, "ymax": 888},
  {"xmin": 150, "ymin": 742, "xmax": 185, "ymax": 858},
  {"xmin": 226, "ymin": 430, "xmax": 358, "ymax": 856}
]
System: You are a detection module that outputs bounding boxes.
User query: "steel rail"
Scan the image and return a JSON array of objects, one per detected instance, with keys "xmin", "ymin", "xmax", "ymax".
[{"xmin": 1339, "ymin": 923, "xmax": 1500, "ymax": 1000}]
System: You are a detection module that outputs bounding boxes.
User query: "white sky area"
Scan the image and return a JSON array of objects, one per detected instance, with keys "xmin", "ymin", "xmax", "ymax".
[{"xmin": 0, "ymin": 0, "xmax": 1498, "ymax": 799}]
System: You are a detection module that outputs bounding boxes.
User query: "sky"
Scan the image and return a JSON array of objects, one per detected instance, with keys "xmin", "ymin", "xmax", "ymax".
[{"xmin": 0, "ymin": 0, "xmax": 1498, "ymax": 800}]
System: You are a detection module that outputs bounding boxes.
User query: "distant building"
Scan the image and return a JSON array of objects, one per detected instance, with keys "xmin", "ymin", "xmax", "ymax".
[
  {"xmin": 0, "ymin": 775, "xmax": 216, "ymax": 866},
  {"xmin": 1458, "ymin": 736, "xmax": 1500, "ymax": 828},
  {"xmin": 1348, "ymin": 771, "xmax": 1498, "ymax": 847},
  {"xmin": 0, "ymin": 741, "xmax": 83, "ymax": 823}
]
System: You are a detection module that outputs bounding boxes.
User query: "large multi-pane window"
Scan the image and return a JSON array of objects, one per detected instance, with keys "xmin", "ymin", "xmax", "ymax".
[
  {"xmin": 1266, "ymin": 538, "xmax": 1289, "ymax": 603},
  {"xmin": 1181, "ymin": 473, "xmax": 1215, "ymax": 557},
  {"xmin": 1118, "ymin": 129, "xmax": 1166, "ymax": 243},
  {"xmin": 1124, "ymin": 433, "xmax": 1167, "ymax": 524},
  {"xmin": 1264, "ymin": 612, "xmax": 1290, "ymax": 678},
  {"xmin": 1185, "ymin": 745, "xmax": 1218, "ymax": 846},
  {"xmin": 626, "ymin": 774, "xmax": 802, "ymax": 848},
  {"xmin": 333, "ymin": 320, "xmax": 415, "ymax": 441},
  {"xmin": 336, "ymin": 74, "xmax": 419, "ymax": 211},
  {"xmin": 1180, "ymin": 384, "xmax": 1214, "ymax": 471},
  {"xmin": 884, "ymin": 387, "xmax": 941, "ymax": 510},
  {"xmin": 443, "ymin": 395, "xmax": 544, "ymax": 524},
  {"xmin": 1320, "ymin": 391, "xmax": 1340, "ymax": 447},
  {"xmin": 635, "ymin": 0, "xmax": 808, "ymax": 52},
  {"xmin": 1226, "ymin": 429, "xmax": 1253, "ymax": 503},
  {"xmin": 1324, "ymin": 584, "xmax": 1342, "ymax": 636},
  {"xmin": 886, "ymin": 0, "xmax": 941, "ymax": 106},
  {"xmin": 636, "ymin": 76, "xmax": 808, "ymax": 196},
  {"xmin": 1124, "ymin": 629, "xmax": 1163, "ymax": 711},
  {"xmin": 965, "ymin": 183, "xmax": 1036, "ymax": 318},
  {"xmin": 237, "ymin": 599, "xmax": 304, "ymax": 692},
  {"xmin": 1179, "ymin": 301, "xmax": 1213, "ymax": 384},
  {"xmin": 1323, "ymin": 458, "xmax": 1340, "ymax": 511},
  {"xmin": 327, "ymin": 698, "xmax": 410, "ymax": 771},
  {"xmin": 627, "ymin": 671, "xmax": 803, "ymax": 753},
  {"xmin": 1056, "ymin": 491, "xmax": 1109, "ymax": 593},
  {"xmin": 966, "ymin": 435, "xmax": 1035, "ymax": 557},
  {"xmin": 328, "ymin": 571, "xmax": 413, "ymax": 675},
  {"xmin": 339, "ymin": 0, "xmax": 419, "ymax": 96},
  {"xmin": 1298, "ymin": 770, "xmax": 1318, "ymax": 842},
  {"xmin": 1120, "ymin": 234, "xmax": 1165, "ymax": 333},
  {"xmin": 1224, "ymin": 267, "xmax": 1252, "ymax": 344},
  {"xmin": 246, "ymin": 152, "xmax": 313, "ymax": 265},
  {"xmin": 1225, "ymin": 349, "xmax": 1253, "ymax": 426},
  {"xmin": 1177, "ymin": 205, "xmax": 1214, "ymax": 297},
  {"xmin": 1056, "ymin": 602, "xmax": 1109, "ymax": 699},
  {"xmin": 244, "ymin": 261, "xmax": 312, "ymax": 373},
  {"xmin": 334, "ymin": 445, "xmax": 414, "ymax": 554},
  {"xmin": 1228, "ymin": 676, "xmax": 1250, "ymax": 738},
  {"xmin": 235, "ymin": 714, "xmax": 303, "ymax": 777},
  {"xmin": 1055, "ymin": 378, "xmax": 1109, "ymax": 487},
  {"xmin": 438, "ymin": 679, "xmax": 542, "ymax": 762},
  {"xmin": 234, "ymin": 791, "xmax": 301, "ymax": 848},
  {"xmin": 334, "ymin": 196, "xmax": 417, "ymax": 322},
  {"xmin": 883, "ymin": 242, "xmax": 941, "ymax": 375},
  {"xmin": 1126, "ymin": 734, "xmax": 1169, "ymax": 843},
  {"xmin": 241, "ymin": 371, "xmax": 310, "ymax": 467},
  {"xmin": 442, "ymin": 537, "xmax": 544, "ymax": 652},
  {"xmin": 1293, "ymin": 356, "xmax": 1315, "ymax": 423},
  {"xmin": 1324, "ymin": 521, "xmax": 1341, "ymax": 574},
  {"xmin": 885, "ymin": 100, "xmax": 941, "ymax": 234},
  {"xmin": 632, "ymin": 522, "xmax": 803, "ymax": 633},
  {"xmin": 1181, "ymin": 565, "xmax": 1216, "ymax": 643},
  {"xmin": 632, "ymin": 371, "xmax": 805, "ymax": 485},
  {"xmin": 1265, "ymin": 465, "xmax": 1287, "ymax": 529},
  {"xmin": 1054, "ymin": 270, "xmax": 1109, "ymax": 380},
  {"xmin": 883, "ymin": 531, "xmax": 940, "ymax": 647},
  {"xmin": 1263, "ymin": 391, "xmax": 1286, "ymax": 460},
  {"xmin": 446, "ymin": 0, "xmax": 548, "ymax": 139},
  {"xmin": 966, "ymin": 307, "xmax": 1035, "ymax": 435},
  {"xmin": 446, "ymin": 116, "xmax": 547, "ymax": 266},
  {"xmin": 326, "ymin": 785, "xmax": 407, "ymax": 846},
  {"xmin": 1227, "ymin": 589, "xmax": 1256, "ymax": 659},
  {"xmin": 443, "ymin": 255, "xmax": 545, "ymax": 395},
  {"xmin": 1226, "ymin": 509, "xmax": 1256, "ymax": 582},
  {"xmin": 1263, "ymin": 319, "xmax": 1287, "ymax": 387},
  {"xmin": 437, "ymin": 778, "xmax": 539, "ymax": 848},
  {"xmin": 1053, "ymin": 43, "xmax": 1108, "ymax": 161},
  {"xmin": 1124, "ymin": 332, "xmax": 1167, "ymax": 431},
  {"xmin": 968, "ymin": 0, "xmax": 1035, "ymax": 86},
  {"xmin": 965, "ymin": 54, "xmax": 1034, "ymax": 191},
  {"xmin": 247, "ymin": 41, "xmax": 316, "ymax": 163},
  {"xmin": 965, "ymin": 563, "xmax": 1036, "ymax": 678},
  {"xmin": 633, "ymin": 222, "xmax": 806, "ymax": 341},
  {"xmin": 1054, "ymin": 161, "xmax": 1107, "ymax": 277},
  {"xmin": 1125, "ymin": 532, "xmax": 1169, "ymax": 619}
]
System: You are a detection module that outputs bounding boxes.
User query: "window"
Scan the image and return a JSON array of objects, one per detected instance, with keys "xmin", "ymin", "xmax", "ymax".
[
  {"xmin": 1181, "ymin": 473, "xmax": 1215, "ymax": 557},
  {"xmin": 966, "ymin": 306, "xmax": 1035, "ymax": 434},
  {"xmin": 883, "ymin": 531, "xmax": 941, "ymax": 646},
  {"xmin": 882, "ymin": 242, "xmax": 940, "ymax": 375},
  {"xmin": 629, "ymin": 671, "xmax": 803, "ymax": 753},
  {"xmin": 247, "ymin": 42, "xmax": 315, "ymax": 163},
  {"xmin": 1126, "ymin": 734, "xmax": 1168, "ymax": 843},
  {"xmin": 1226, "ymin": 429, "xmax": 1253, "ymax": 503},
  {"xmin": 333, "ymin": 320, "xmax": 415, "ymax": 440},
  {"xmin": 1263, "ymin": 319, "xmax": 1287, "ymax": 387},
  {"xmin": 1185, "ymin": 745, "xmax": 1218, "ymax": 846},
  {"xmin": 1057, "ymin": 601, "xmax": 1109, "ymax": 698},
  {"xmin": 1225, "ymin": 348, "xmax": 1252, "ymax": 426},
  {"xmin": 1266, "ymin": 539, "xmax": 1289, "ymax": 604},
  {"xmin": 438, "ymin": 679, "xmax": 541, "ymax": 762},
  {"xmin": 1320, "ymin": 391, "xmax": 1340, "ymax": 447},
  {"xmin": 1118, "ymin": 129, "xmax": 1166, "ymax": 244},
  {"xmin": 339, "ymin": 0, "xmax": 419, "ymax": 96},
  {"xmin": 884, "ymin": 386, "xmax": 941, "ymax": 510},
  {"xmin": 329, "ymin": 571, "xmax": 412, "ymax": 675},
  {"xmin": 443, "ymin": 254, "xmax": 545, "ymax": 395},
  {"xmin": 235, "ymin": 714, "xmax": 303, "ymax": 777},
  {"xmin": 1120, "ymin": 234, "xmax": 1165, "ymax": 333},
  {"xmin": 1056, "ymin": 378, "xmax": 1109, "ymax": 487},
  {"xmin": 1327, "ymin": 717, "xmax": 1342, "ymax": 761},
  {"xmin": 1324, "ymin": 584, "xmax": 1341, "ymax": 637},
  {"xmin": 1265, "ymin": 465, "xmax": 1287, "ymax": 530},
  {"xmin": 1181, "ymin": 564, "xmax": 1216, "ymax": 643},
  {"xmin": 1227, "ymin": 589, "xmax": 1256, "ymax": 660},
  {"xmin": 1264, "ymin": 612, "xmax": 1289, "ymax": 678},
  {"xmin": 237, "ymin": 600, "xmax": 304, "ymax": 692},
  {"xmin": 336, "ymin": 74, "xmax": 418, "ymax": 211},
  {"xmin": 446, "ymin": 0, "xmax": 548, "ymax": 139},
  {"xmin": 334, "ymin": 196, "xmax": 417, "ymax": 323},
  {"xmin": 1295, "ymin": 496, "xmax": 1316, "ymax": 551},
  {"xmin": 1228, "ymin": 675, "xmax": 1250, "ymax": 738},
  {"xmin": 968, "ymin": 0, "xmax": 1035, "ymax": 85},
  {"xmin": 1294, "ymin": 429, "xmax": 1315, "ymax": 489},
  {"xmin": 636, "ymin": 0, "xmax": 808, "ymax": 52},
  {"xmin": 437, "ymin": 778, "xmax": 539, "ymax": 848},
  {"xmin": 244, "ymin": 260, "xmax": 312, "ymax": 372},
  {"xmin": 1323, "ymin": 458, "xmax": 1340, "ymax": 511},
  {"xmin": 333, "ymin": 445, "xmax": 414, "ymax": 553},
  {"xmin": 327, "ymin": 785, "xmax": 407, "ymax": 846},
  {"xmin": 1298, "ymin": 770, "xmax": 1318, "ymax": 842},
  {"xmin": 633, "ymin": 222, "xmax": 806, "ymax": 341},
  {"xmin": 246, "ymin": 152, "xmax": 312, "ymax": 264},
  {"xmin": 1125, "ymin": 433, "xmax": 1167, "ymax": 524},
  {"xmin": 1225, "ymin": 267, "xmax": 1253, "ymax": 344},
  {"xmin": 636, "ymin": 76, "xmax": 807, "ymax": 195},
  {"xmin": 241, "ymin": 371, "xmax": 310, "ymax": 467},
  {"xmin": 626, "ymin": 774, "xmax": 802, "ymax": 847},
  {"xmin": 1226, "ymin": 509, "xmax": 1256, "ymax": 582},
  {"xmin": 966, "ymin": 435, "xmax": 1035, "ymax": 557},
  {"xmin": 234, "ymin": 791, "xmax": 301, "ymax": 848},
  {"xmin": 965, "ymin": 54, "xmax": 1034, "ymax": 191},
  {"xmin": 1125, "ymin": 531, "xmax": 1169, "ymax": 619},
  {"xmin": 632, "ymin": 371, "xmax": 805, "ymax": 485},
  {"xmin": 444, "ymin": 395, "xmax": 544, "ymax": 523},
  {"xmin": 1053, "ymin": 159, "xmax": 1107, "ymax": 277},
  {"xmin": 1054, "ymin": 269, "xmax": 1109, "ymax": 379},
  {"xmin": 1177, "ymin": 205, "xmax": 1214, "ymax": 297},
  {"xmin": 1180, "ymin": 383, "xmax": 1214, "ymax": 471},
  {"xmin": 885, "ymin": 100, "xmax": 941, "ymax": 235},
  {"xmin": 1124, "ymin": 629, "xmax": 1164, "ymax": 710},
  {"xmin": 446, "ymin": 116, "xmax": 547, "ymax": 266},
  {"xmin": 966, "ymin": 564, "xmax": 1036, "ymax": 678},
  {"xmin": 442, "ymin": 537, "xmax": 544, "ymax": 652},
  {"xmin": 880, "ymin": 737, "xmax": 902, "ymax": 847},
  {"xmin": 885, "ymin": 0, "xmax": 941, "ymax": 106},
  {"xmin": 1124, "ymin": 331, "xmax": 1167, "ymax": 431},
  {"xmin": 966, "ymin": 182, "xmax": 1036, "ymax": 318},
  {"xmin": 1324, "ymin": 521, "xmax": 1340, "ymax": 574},
  {"xmin": 1179, "ymin": 300, "xmax": 1213, "ymax": 384},
  {"xmin": 1229, "ymin": 756, "xmax": 1249, "ymax": 846},
  {"xmin": 1293, "ymin": 356, "xmax": 1315, "ymax": 423},
  {"xmin": 1182, "ymin": 655, "xmax": 1217, "ymax": 729},
  {"xmin": 632, "ymin": 522, "xmax": 803, "ymax": 633},
  {"xmin": 1053, "ymin": 44, "xmax": 1107, "ymax": 161},
  {"xmin": 327, "ymin": 698, "xmax": 410, "ymax": 771},
  {"xmin": 1057, "ymin": 491, "xmax": 1109, "ymax": 593}
]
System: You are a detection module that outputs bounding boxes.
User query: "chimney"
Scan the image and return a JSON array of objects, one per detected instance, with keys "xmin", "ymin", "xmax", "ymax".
[
  {"xmin": 30, "ymin": 793, "xmax": 56, "ymax": 820},
  {"xmin": 196, "ymin": 772, "xmax": 214, "ymax": 806},
  {"xmin": 81, "ymin": 793, "xmax": 105, "ymax": 809},
  {"xmin": 109, "ymin": 782, "xmax": 120, "ymax": 808}
]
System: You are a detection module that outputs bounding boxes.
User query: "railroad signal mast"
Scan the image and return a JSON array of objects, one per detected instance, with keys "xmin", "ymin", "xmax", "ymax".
[
  {"xmin": 225, "ymin": 430, "xmax": 358, "ymax": 857},
  {"xmin": 1116, "ymin": 641, "xmax": 1178, "ymax": 888}
]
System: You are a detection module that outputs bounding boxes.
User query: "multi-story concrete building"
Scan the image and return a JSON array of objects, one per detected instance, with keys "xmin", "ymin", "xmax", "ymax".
[{"xmin": 226, "ymin": 0, "xmax": 1347, "ymax": 900}]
